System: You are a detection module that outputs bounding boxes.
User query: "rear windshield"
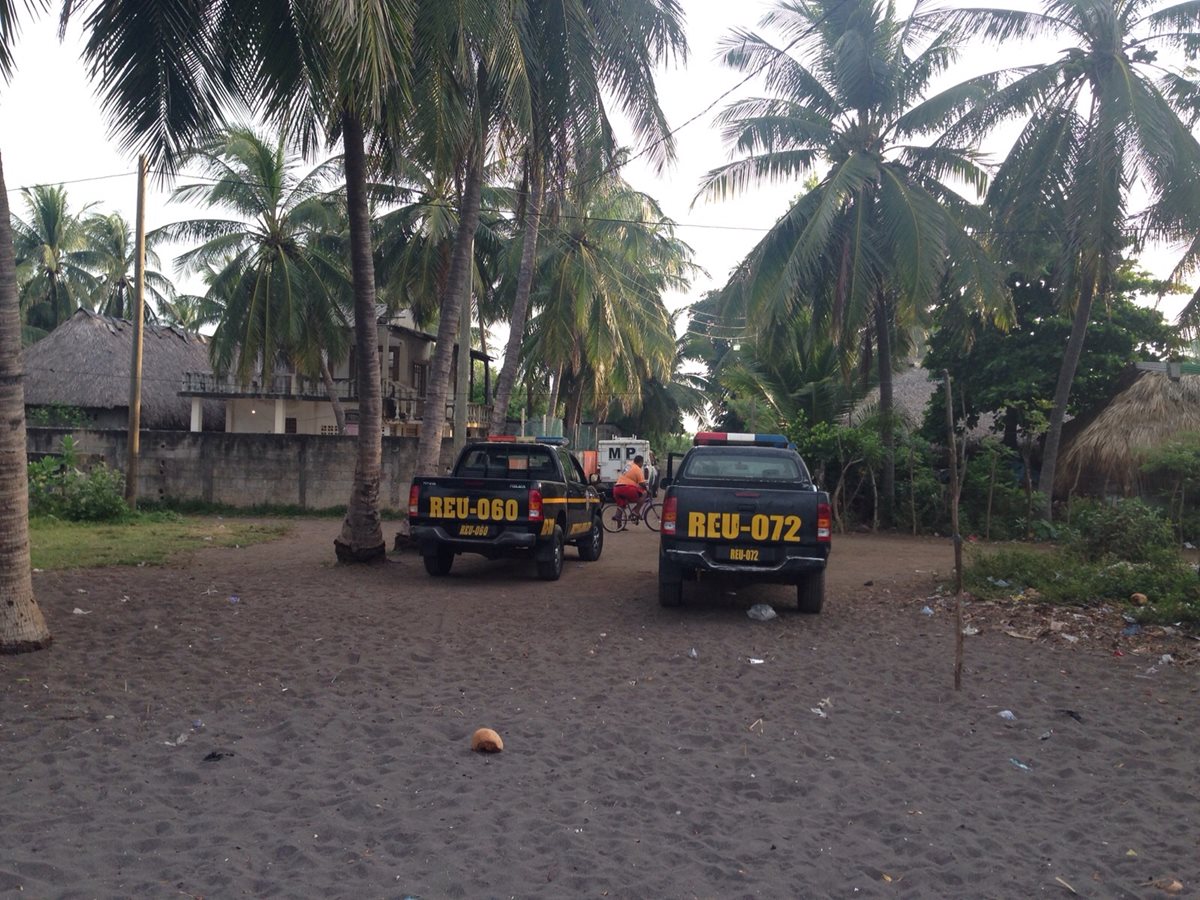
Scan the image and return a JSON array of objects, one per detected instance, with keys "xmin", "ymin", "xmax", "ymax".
[
  {"xmin": 456, "ymin": 446, "xmax": 559, "ymax": 480},
  {"xmin": 681, "ymin": 450, "xmax": 810, "ymax": 485}
]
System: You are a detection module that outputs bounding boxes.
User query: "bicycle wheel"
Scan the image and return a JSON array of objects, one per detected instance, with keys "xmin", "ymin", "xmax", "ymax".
[
  {"xmin": 643, "ymin": 502, "xmax": 661, "ymax": 532},
  {"xmin": 600, "ymin": 504, "xmax": 627, "ymax": 533}
]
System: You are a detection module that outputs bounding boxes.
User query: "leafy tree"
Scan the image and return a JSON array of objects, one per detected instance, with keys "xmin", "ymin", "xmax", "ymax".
[
  {"xmin": 154, "ymin": 127, "xmax": 351, "ymax": 431},
  {"xmin": 77, "ymin": 212, "xmax": 175, "ymax": 320},
  {"xmin": 524, "ymin": 160, "xmax": 693, "ymax": 433},
  {"xmin": 700, "ymin": 0, "xmax": 1008, "ymax": 522},
  {"xmin": 935, "ymin": 0, "xmax": 1200, "ymax": 516},
  {"xmin": 11, "ymin": 184, "xmax": 97, "ymax": 336},
  {"xmin": 924, "ymin": 265, "xmax": 1181, "ymax": 446},
  {"xmin": 65, "ymin": 0, "xmax": 428, "ymax": 561},
  {"xmin": 487, "ymin": 0, "xmax": 688, "ymax": 435}
]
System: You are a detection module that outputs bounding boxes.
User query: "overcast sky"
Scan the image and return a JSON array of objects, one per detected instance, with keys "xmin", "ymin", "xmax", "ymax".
[{"xmin": 0, "ymin": 2, "xmax": 1194, "ymax": 336}]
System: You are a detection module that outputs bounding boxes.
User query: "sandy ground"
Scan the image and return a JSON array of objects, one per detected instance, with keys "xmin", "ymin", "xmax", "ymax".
[{"xmin": 2, "ymin": 519, "xmax": 1197, "ymax": 899}]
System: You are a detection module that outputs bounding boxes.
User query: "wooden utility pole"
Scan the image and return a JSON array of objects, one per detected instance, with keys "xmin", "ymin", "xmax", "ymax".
[
  {"xmin": 943, "ymin": 370, "xmax": 964, "ymax": 690},
  {"xmin": 124, "ymin": 156, "xmax": 148, "ymax": 508}
]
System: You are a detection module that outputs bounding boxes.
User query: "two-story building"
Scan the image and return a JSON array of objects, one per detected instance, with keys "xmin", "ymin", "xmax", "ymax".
[{"xmin": 179, "ymin": 309, "xmax": 492, "ymax": 438}]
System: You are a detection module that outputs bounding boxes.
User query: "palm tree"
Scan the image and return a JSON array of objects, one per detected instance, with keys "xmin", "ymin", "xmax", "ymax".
[
  {"xmin": 487, "ymin": 0, "xmax": 689, "ymax": 436},
  {"xmin": 154, "ymin": 126, "xmax": 351, "ymax": 431},
  {"xmin": 525, "ymin": 166, "xmax": 694, "ymax": 433},
  {"xmin": 76, "ymin": 212, "xmax": 175, "ymax": 320},
  {"xmin": 1, "ymin": 0, "xmax": 52, "ymax": 652},
  {"xmin": 11, "ymin": 184, "xmax": 98, "ymax": 336},
  {"xmin": 699, "ymin": 0, "xmax": 1008, "ymax": 520},
  {"xmin": 65, "ymin": 0, "xmax": 424, "ymax": 562},
  {"xmin": 934, "ymin": 0, "xmax": 1200, "ymax": 517},
  {"xmin": 411, "ymin": 14, "xmax": 531, "ymax": 475}
]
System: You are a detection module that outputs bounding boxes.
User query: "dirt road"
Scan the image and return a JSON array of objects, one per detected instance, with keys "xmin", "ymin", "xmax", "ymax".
[{"xmin": 2, "ymin": 520, "xmax": 1195, "ymax": 898}]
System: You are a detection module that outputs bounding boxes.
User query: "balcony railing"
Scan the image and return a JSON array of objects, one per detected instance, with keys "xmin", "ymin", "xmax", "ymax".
[{"xmin": 183, "ymin": 372, "xmax": 491, "ymax": 425}]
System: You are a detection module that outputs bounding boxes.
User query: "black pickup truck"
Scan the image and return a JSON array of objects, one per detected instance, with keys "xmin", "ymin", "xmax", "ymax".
[
  {"xmin": 408, "ymin": 437, "xmax": 604, "ymax": 580},
  {"xmin": 657, "ymin": 432, "xmax": 831, "ymax": 612}
]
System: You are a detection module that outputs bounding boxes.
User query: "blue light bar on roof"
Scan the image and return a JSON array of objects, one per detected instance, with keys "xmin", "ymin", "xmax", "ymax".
[{"xmin": 693, "ymin": 431, "xmax": 790, "ymax": 448}]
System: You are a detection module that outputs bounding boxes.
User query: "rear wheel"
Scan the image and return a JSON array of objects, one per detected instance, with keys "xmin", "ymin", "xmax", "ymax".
[
  {"xmin": 536, "ymin": 525, "xmax": 565, "ymax": 581},
  {"xmin": 797, "ymin": 570, "xmax": 825, "ymax": 614},
  {"xmin": 658, "ymin": 579, "xmax": 682, "ymax": 607},
  {"xmin": 423, "ymin": 547, "xmax": 454, "ymax": 577},
  {"xmin": 577, "ymin": 516, "xmax": 604, "ymax": 561},
  {"xmin": 643, "ymin": 502, "xmax": 661, "ymax": 532},
  {"xmin": 600, "ymin": 504, "xmax": 626, "ymax": 533}
]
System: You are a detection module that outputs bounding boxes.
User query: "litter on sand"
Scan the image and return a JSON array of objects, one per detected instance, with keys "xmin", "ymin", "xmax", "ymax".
[{"xmin": 747, "ymin": 604, "xmax": 777, "ymax": 622}]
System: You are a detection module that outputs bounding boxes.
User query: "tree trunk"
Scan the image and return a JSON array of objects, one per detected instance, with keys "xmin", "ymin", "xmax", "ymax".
[
  {"xmin": 875, "ymin": 296, "xmax": 895, "ymax": 524},
  {"xmin": 545, "ymin": 362, "xmax": 563, "ymax": 428},
  {"xmin": 489, "ymin": 157, "xmax": 543, "ymax": 434},
  {"xmin": 320, "ymin": 353, "xmax": 347, "ymax": 435},
  {"xmin": 334, "ymin": 113, "xmax": 386, "ymax": 563},
  {"xmin": 0, "ymin": 151, "xmax": 52, "ymax": 653},
  {"xmin": 414, "ymin": 142, "xmax": 485, "ymax": 476},
  {"xmin": 452, "ymin": 290, "xmax": 473, "ymax": 457},
  {"xmin": 1036, "ymin": 274, "xmax": 1096, "ymax": 519}
]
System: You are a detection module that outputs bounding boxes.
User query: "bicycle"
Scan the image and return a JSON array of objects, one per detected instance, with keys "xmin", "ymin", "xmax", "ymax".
[{"xmin": 601, "ymin": 492, "xmax": 661, "ymax": 533}]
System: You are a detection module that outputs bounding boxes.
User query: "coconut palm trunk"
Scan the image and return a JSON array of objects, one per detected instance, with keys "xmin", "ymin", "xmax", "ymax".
[
  {"xmin": 320, "ymin": 353, "xmax": 347, "ymax": 435},
  {"xmin": 875, "ymin": 295, "xmax": 895, "ymax": 523},
  {"xmin": 1036, "ymin": 272, "xmax": 1097, "ymax": 516},
  {"xmin": 0, "ymin": 151, "xmax": 52, "ymax": 653},
  {"xmin": 414, "ymin": 141, "xmax": 485, "ymax": 475},
  {"xmin": 489, "ymin": 157, "xmax": 543, "ymax": 434},
  {"xmin": 334, "ymin": 113, "xmax": 386, "ymax": 562}
]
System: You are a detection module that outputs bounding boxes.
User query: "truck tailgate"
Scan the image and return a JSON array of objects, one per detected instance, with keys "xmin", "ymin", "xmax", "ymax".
[{"xmin": 669, "ymin": 486, "xmax": 823, "ymax": 565}]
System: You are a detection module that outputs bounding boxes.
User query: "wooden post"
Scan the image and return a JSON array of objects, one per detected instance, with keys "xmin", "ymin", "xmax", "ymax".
[
  {"xmin": 943, "ymin": 370, "xmax": 964, "ymax": 691},
  {"xmin": 124, "ymin": 156, "xmax": 148, "ymax": 508}
]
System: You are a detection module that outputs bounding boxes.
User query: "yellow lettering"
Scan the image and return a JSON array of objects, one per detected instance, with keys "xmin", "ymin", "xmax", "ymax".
[
  {"xmin": 688, "ymin": 512, "xmax": 706, "ymax": 537},
  {"xmin": 429, "ymin": 496, "xmax": 442, "ymax": 518},
  {"xmin": 751, "ymin": 515, "xmax": 769, "ymax": 541},
  {"xmin": 707, "ymin": 512, "xmax": 721, "ymax": 537},
  {"xmin": 506, "ymin": 499, "xmax": 519, "ymax": 521},
  {"xmin": 457, "ymin": 497, "xmax": 469, "ymax": 518},
  {"xmin": 770, "ymin": 515, "xmax": 784, "ymax": 541},
  {"xmin": 784, "ymin": 516, "xmax": 803, "ymax": 542},
  {"xmin": 721, "ymin": 513, "xmax": 740, "ymax": 540},
  {"xmin": 492, "ymin": 498, "xmax": 504, "ymax": 521}
]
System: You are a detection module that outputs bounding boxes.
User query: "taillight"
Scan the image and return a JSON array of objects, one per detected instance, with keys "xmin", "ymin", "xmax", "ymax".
[
  {"xmin": 528, "ymin": 488, "xmax": 543, "ymax": 521},
  {"xmin": 817, "ymin": 502, "xmax": 831, "ymax": 542},
  {"xmin": 408, "ymin": 484, "xmax": 420, "ymax": 517},
  {"xmin": 661, "ymin": 496, "xmax": 677, "ymax": 535}
]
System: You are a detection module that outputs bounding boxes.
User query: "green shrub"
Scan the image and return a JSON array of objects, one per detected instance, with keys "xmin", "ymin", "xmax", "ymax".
[
  {"xmin": 966, "ymin": 545, "xmax": 1200, "ymax": 624},
  {"xmin": 27, "ymin": 438, "xmax": 128, "ymax": 522},
  {"xmin": 60, "ymin": 464, "xmax": 128, "ymax": 522},
  {"xmin": 1068, "ymin": 498, "xmax": 1175, "ymax": 563}
]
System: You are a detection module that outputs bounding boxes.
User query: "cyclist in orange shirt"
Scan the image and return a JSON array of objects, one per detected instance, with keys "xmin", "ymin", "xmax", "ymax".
[{"xmin": 613, "ymin": 455, "xmax": 648, "ymax": 508}]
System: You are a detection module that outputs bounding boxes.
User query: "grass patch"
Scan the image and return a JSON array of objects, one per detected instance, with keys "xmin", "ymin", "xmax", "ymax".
[
  {"xmin": 966, "ymin": 544, "xmax": 1200, "ymax": 625},
  {"xmin": 29, "ymin": 514, "xmax": 290, "ymax": 570}
]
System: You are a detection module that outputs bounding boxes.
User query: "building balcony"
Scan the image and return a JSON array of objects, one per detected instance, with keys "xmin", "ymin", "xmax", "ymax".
[{"xmin": 181, "ymin": 371, "xmax": 491, "ymax": 429}]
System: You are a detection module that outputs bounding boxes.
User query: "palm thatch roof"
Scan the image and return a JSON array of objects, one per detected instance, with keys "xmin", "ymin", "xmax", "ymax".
[
  {"xmin": 1057, "ymin": 371, "xmax": 1200, "ymax": 496},
  {"xmin": 23, "ymin": 309, "xmax": 221, "ymax": 430}
]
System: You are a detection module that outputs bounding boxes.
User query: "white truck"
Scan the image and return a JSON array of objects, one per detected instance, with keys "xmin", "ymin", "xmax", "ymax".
[{"xmin": 596, "ymin": 438, "xmax": 656, "ymax": 500}]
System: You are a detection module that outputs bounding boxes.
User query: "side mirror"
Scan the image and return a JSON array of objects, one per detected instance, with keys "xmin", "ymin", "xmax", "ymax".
[
  {"xmin": 660, "ymin": 476, "xmax": 672, "ymax": 489},
  {"xmin": 588, "ymin": 472, "xmax": 600, "ymax": 484}
]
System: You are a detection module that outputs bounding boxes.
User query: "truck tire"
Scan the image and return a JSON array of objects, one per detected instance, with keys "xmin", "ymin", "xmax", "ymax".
[
  {"xmin": 536, "ymin": 525, "xmax": 565, "ymax": 581},
  {"xmin": 658, "ymin": 578, "xmax": 682, "ymax": 607},
  {"xmin": 797, "ymin": 570, "xmax": 825, "ymax": 614},
  {"xmin": 423, "ymin": 547, "xmax": 454, "ymax": 577},
  {"xmin": 577, "ymin": 517, "xmax": 604, "ymax": 561}
]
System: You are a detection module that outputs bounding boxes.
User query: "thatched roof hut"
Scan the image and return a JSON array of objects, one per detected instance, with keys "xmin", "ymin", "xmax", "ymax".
[
  {"xmin": 1056, "ymin": 371, "xmax": 1200, "ymax": 497},
  {"xmin": 23, "ymin": 309, "xmax": 222, "ymax": 430}
]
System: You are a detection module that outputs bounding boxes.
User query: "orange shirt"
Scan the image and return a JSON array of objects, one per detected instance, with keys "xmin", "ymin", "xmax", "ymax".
[{"xmin": 617, "ymin": 462, "xmax": 645, "ymax": 487}]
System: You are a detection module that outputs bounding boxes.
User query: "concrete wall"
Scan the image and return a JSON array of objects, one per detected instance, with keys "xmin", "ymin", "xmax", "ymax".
[{"xmin": 27, "ymin": 428, "xmax": 456, "ymax": 511}]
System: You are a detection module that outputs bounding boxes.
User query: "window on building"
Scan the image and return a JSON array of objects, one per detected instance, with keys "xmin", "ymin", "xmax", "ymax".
[
  {"xmin": 285, "ymin": 417, "xmax": 298, "ymax": 435},
  {"xmin": 412, "ymin": 363, "xmax": 428, "ymax": 397}
]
